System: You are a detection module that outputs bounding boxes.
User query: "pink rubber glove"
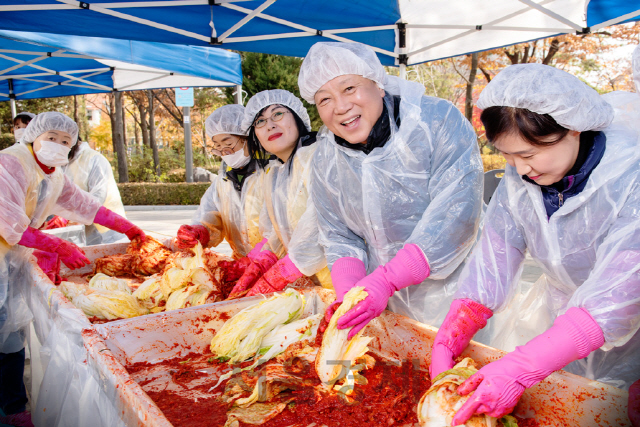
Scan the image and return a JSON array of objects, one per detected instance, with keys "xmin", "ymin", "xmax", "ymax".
[
  {"xmin": 33, "ymin": 250, "xmax": 62, "ymax": 284},
  {"xmin": 429, "ymin": 299, "xmax": 493, "ymax": 381},
  {"xmin": 246, "ymin": 238, "xmax": 268, "ymax": 261},
  {"xmin": 19, "ymin": 227, "xmax": 89, "ymax": 270},
  {"xmin": 337, "ymin": 244, "xmax": 430, "ymax": 339},
  {"xmin": 246, "ymin": 255, "xmax": 304, "ymax": 297},
  {"xmin": 452, "ymin": 307, "xmax": 605, "ymax": 425},
  {"xmin": 93, "ymin": 206, "xmax": 145, "ymax": 241},
  {"xmin": 41, "ymin": 216, "xmax": 69, "ymax": 230},
  {"xmin": 176, "ymin": 224, "xmax": 210, "ymax": 249},
  {"xmin": 227, "ymin": 251, "xmax": 279, "ymax": 299},
  {"xmin": 630, "ymin": 379, "xmax": 640, "ymax": 427},
  {"xmin": 324, "ymin": 257, "xmax": 367, "ymax": 325}
]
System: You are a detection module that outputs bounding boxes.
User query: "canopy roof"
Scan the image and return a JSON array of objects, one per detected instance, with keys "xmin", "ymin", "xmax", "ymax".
[
  {"xmin": 0, "ymin": 29, "xmax": 242, "ymax": 101},
  {"xmin": 0, "ymin": 0, "xmax": 637, "ymax": 66}
]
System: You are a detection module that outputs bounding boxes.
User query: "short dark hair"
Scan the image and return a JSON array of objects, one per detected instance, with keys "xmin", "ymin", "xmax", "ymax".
[
  {"xmin": 13, "ymin": 114, "xmax": 32, "ymax": 128},
  {"xmin": 247, "ymin": 104, "xmax": 309, "ymax": 172},
  {"xmin": 480, "ymin": 106, "xmax": 569, "ymax": 147}
]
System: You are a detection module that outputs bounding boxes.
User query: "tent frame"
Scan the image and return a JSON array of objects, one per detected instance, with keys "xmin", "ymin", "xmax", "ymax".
[{"xmin": 1, "ymin": 0, "xmax": 637, "ymax": 69}]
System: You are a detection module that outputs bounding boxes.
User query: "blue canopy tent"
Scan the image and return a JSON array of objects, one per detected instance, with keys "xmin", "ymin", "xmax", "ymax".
[
  {"xmin": 0, "ymin": 30, "xmax": 242, "ymax": 181},
  {"xmin": 0, "ymin": 0, "xmax": 636, "ymax": 75},
  {"xmin": 0, "ymin": 29, "xmax": 242, "ymax": 103}
]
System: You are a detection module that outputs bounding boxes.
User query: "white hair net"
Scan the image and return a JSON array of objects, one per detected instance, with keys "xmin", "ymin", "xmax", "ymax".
[
  {"xmin": 298, "ymin": 42, "xmax": 386, "ymax": 104},
  {"xmin": 477, "ymin": 63, "xmax": 614, "ymax": 132},
  {"xmin": 633, "ymin": 45, "xmax": 640, "ymax": 94},
  {"xmin": 241, "ymin": 89, "xmax": 311, "ymax": 133},
  {"xmin": 22, "ymin": 112, "xmax": 79, "ymax": 146},
  {"xmin": 205, "ymin": 104, "xmax": 246, "ymax": 138},
  {"xmin": 14, "ymin": 112, "xmax": 36, "ymax": 122}
]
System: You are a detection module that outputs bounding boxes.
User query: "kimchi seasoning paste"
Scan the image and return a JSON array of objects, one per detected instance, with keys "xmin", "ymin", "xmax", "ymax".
[{"xmin": 260, "ymin": 357, "xmax": 430, "ymax": 427}]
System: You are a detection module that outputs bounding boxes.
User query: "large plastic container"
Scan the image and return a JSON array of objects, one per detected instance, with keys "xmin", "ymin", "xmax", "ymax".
[{"xmin": 84, "ymin": 288, "xmax": 631, "ymax": 427}]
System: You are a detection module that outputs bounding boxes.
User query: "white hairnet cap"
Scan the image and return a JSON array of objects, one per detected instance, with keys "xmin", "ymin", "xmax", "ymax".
[
  {"xmin": 633, "ymin": 45, "xmax": 640, "ymax": 94},
  {"xmin": 22, "ymin": 111, "xmax": 79, "ymax": 146},
  {"xmin": 477, "ymin": 63, "xmax": 614, "ymax": 132},
  {"xmin": 15, "ymin": 112, "xmax": 36, "ymax": 121},
  {"xmin": 298, "ymin": 42, "xmax": 386, "ymax": 104},
  {"xmin": 241, "ymin": 89, "xmax": 311, "ymax": 133},
  {"xmin": 205, "ymin": 104, "xmax": 246, "ymax": 138}
]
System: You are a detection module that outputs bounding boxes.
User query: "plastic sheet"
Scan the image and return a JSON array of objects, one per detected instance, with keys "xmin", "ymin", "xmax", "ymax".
[
  {"xmin": 41, "ymin": 224, "xmax": 87, "ymax": 247},
  {"xmin": 64, "ymin": 141, "xmax": 127, "ymax": 245},
  {"xmin": 261, "ymin": 145, "xmax": 331, "ymax": 287},
  {"xmin": 83, "ymin": 287, "xmax": 631, "ymax": 426},
  {"xmin": 455, "ymin": 109, "xmax": 640, "ymax": 389},
  {"xmin": 191, "ymin": 166, "xmax": 266, "ymax": 259},
  {"xmin": 310, "ymin": 75, "xmax": 483, "ymax": 326}
]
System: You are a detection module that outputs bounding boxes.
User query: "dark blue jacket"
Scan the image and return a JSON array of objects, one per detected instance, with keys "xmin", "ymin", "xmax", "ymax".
[{"xmin": 524, "ymin": 131, "xmax": 606, "ymax": 218}]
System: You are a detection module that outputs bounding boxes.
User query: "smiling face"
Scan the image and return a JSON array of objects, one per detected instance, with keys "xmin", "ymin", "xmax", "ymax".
[
  {"xmin": 33, "ymin": 130, "xmax": 73, "ymax": 152},
  {"xmin": 315, "ymin": 74, "xmax": 385, "ymax": 145},
  {"xmin": 494, "ymin": 130, "xmax": 581, "ymax": 186},
  {"xmin": 254, "ymin": 104, "xmax": 299, "ymax": 162},
  {"xmin": 211, "ymin": 134, "xmax": 248, "ymax": 157}
]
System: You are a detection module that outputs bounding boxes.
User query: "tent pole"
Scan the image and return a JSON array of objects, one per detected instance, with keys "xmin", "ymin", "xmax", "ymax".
[
  {"xmin": 10, "ymin": 98, "xmax": 17, "ymax": 119},
  {"xmin": 233, "ymin": 84, "xmax": 243, "ymax": 104},
  {"xmin": 8, "ymin": 79, "xmax": 17, "ymax": 119},
  {"xmin": 399, "ymin": 63, "xmax": 407, "ymax": 80},
  {"xmin": 184, "ymin": 106, "xmax": 194, "ymax": 182}
]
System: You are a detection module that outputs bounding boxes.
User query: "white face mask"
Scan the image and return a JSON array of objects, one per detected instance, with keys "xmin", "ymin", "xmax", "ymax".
[
  {"xmin": 35, "ymin": 140, "xmax": 71, "ymax": 167},
  {"xmin": 221, "ymin": 144, "xmax": 251, "ymax": 169},
  {"xmin": 14, "ymin": 128, "xmax": 25, "ymax": 141}
]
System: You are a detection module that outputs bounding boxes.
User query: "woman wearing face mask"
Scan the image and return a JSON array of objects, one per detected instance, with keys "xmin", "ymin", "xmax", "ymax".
[
  {"xmin": 40, "ymin": 138, "xmax": 128, "ymax": 245},
  {"xmin": 227, "ymin": 90, "xmax": 332, "ymax": 298},
  {"xmin": 429, "ymin": 64, "xmax": 640, "ymax": 425},
  {"xmin": 0, "ymin": 112, "xmax": 146, "ymax": 423},
  {"xmin": 12, "ymin": 112, "xmax": 35, "ymax": 143},
  {"xmin": 298, "ymin": 42, "xmax": 483, "ymax": 339},
  {"xmin": 176, "ymin": 104, "xmax": 271, "ymax": 272}
]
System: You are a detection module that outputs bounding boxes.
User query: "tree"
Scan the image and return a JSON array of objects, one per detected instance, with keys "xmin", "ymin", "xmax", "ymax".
[
  {"xmin": 225, "ymin": 52, "xmax": 323, "ymax": 130},
  {"xmin": 113, "ymin": 91, "xmax": 129, "ymax": 182}
]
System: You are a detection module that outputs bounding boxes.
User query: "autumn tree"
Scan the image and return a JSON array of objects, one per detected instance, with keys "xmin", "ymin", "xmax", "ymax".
[{"xmin": 226, "ymin": 52, "xmax": 322, "ymax": 130}]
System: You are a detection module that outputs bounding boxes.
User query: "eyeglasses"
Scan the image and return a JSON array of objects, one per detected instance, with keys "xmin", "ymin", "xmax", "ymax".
[
  {"xmin": 254, "ymin": 110, "xmax": 289, "ymax": 129},
  {"xmin": 211, "ymin": 137, "xmax": 243, "ymax": 157}
]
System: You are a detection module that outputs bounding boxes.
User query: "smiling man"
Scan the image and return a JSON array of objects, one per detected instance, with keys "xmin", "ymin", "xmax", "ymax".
[{"xmin": 298, "ymin": 42, "xmax": 484, "ymax": 336}]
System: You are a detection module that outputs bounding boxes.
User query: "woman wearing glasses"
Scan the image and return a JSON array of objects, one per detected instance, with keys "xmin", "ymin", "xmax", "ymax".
[
  {"xmin": 227, "ymin": 89, "xmax": 332, "ymax": 298},
  {"xmin": 176, "ymin": 105, "xmax": 269, "ymax": 272}
]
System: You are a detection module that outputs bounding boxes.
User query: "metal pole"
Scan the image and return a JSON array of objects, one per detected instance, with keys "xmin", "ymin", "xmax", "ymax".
[
  {"xmin": 399, "ymin": 64, "xmax": 407, "ymax": 80},
  {"xmin": 233, "ymin": 84, "xmax": 243, "ymax": 104},
  {"xmin": 184, "ymin": 106, "xmax": 193, "ymax": 183},
  {"xmin": 8, "ymin": 79, "xmax": 17, "ymax": 119}
]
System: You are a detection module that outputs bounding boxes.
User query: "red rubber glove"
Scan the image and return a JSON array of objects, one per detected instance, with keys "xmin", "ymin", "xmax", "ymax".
[
  {"xmin": 429, "ymin": 299, "xmax": 493, "ymax": 381},
  {"xmin": 227, "ymin": 251, "xmax": 278, "ymax": 299},
  {"xmin": 337, "ymin": 244, "xmax": 430, "ymax": 339},
  {"xmin": 245, "ymin": 255, "xmax": 304, "ymax": 297},
  {"xmin": 219, "ymin": 256, "xmax": 253, "ymax": 282},
  {"xmin": 323, "ymin": 257, "xmax": 367, "ymax": 326},
  {"xmin": 246, "ymin": 238, "xmax": 268, "ymax": 261},
  {"xmin": 19, "ymin": 227, "xmax": 89, "ymax": 270},
  {"xmin": 33, "ymin": 250, "xmax": 62, "ymax": 284},
  {"xmin": 452, "ymin": 307, "xmax": 605, "ymax": 425},
  {"xmin": 93, "ymin": 206, "xmax": 145, "ymax": 241},
  {"xmin": 176, "ymin": 224, "xmax": 210, "ymax": 249},
  {"xmin": 630, "ymin": 379, "xmax": 640, "ymax": 427},
  {"xmin": 41, "ymin": 216, "xmax": 69, "ymax": 230}
]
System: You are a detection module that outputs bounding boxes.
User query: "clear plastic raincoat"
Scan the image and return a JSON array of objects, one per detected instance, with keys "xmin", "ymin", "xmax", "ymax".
[
  {"xmin": 455, "ymin": 109, "xmax": 640, "ymax": 390},
  {"xmin": 192, "ymin": 162, "xmax": 266, "ymax": 259},
  {"xmin": 260, "ymin": 144, "xmax": 332, "ymax": 288},
  {"xmin": 0, "ymin": 142, "xmax": 100, "ymax": 352},
  {"xmin": 64, "ymin": 141, "xmax": 126, "ymax": 245},
  {"xmin": 310, "ymin": 75, "xmax": 484, "ymax": 325}
]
